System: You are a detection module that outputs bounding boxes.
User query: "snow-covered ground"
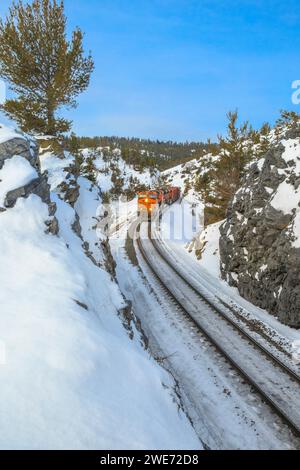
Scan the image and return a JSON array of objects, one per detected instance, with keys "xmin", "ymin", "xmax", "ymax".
[
  {"xmin": 157, "ymin": 201, "xmax": 300, "ymax": 354},
  {"xmin": 162, "ymin": 154, "xmax": 218, "ymax": 195},
  {"xmin": 2, "ymin": 118, "xmax": 299, "ymax": 450},
  {"xmin": 0, "ymin": 123, "xmax": 23, "ymax": 144},
  {"xmin": 0, "ymin": 124, "xmax": 200, "ymax": 450},
  {"xmin": 109, "ymin": 206, "xmax": 298, "ymax": 449}
]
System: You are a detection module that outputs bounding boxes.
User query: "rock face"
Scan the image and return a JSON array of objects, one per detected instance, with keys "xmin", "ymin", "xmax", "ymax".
[
  {"xmin": 220, "ymin": 128, "xmax": 300, "ymax": 327},
  {"xmin": 0, "ymin": 132, "xmax": 58, "ymax": 234},
  {"xmin": 0, "ymin": 136, "xmax": 38, "ymax": 170}
]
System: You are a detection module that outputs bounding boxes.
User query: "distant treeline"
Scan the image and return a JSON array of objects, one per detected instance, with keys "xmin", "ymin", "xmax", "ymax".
[{"xmin": 64, "ymin": 134, "xmax": 218, "ymax": 170}]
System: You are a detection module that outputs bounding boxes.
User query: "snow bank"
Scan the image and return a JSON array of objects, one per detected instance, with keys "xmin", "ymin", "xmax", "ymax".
[
  {"xmin": 39, "ymin": 150, "xmax": 75, "ymax": 189},
  {"xmin": 193, "ymin": 221, "xmax": 223, "ymax": 278},
  {"xmin": 0, "ymin": 123, "xmax": 23, "ymax": 145},
  {"xmin": 160, "ymin": 195, "xmax": 203, "ymax": 245},
  {"xmin": 0, "ymin": 131, "xmax": 199, "ymax": 450},
  {"xmin": 0, "ymin": 156, "xmax": 38, "ymax": 206}
]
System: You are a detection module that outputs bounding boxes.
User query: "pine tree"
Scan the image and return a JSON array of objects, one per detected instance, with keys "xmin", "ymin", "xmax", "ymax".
[
  {"xmin": 0, "ymin": 0, "xmax": 94, "ymax": 135},
  {"xmin": 201, "ymin": 111, "xmax": 253, "ymax": 226},
  {"xmin": 66, "ymin": 133, "xmax": 84, "ymax": 177},
  {"xmin": 82, "ymin": 155, "xmax": 97, "ymax": 183},
  {"xmin": 276, "ymin": 110, "xmax": 300, "ymax": 131}
]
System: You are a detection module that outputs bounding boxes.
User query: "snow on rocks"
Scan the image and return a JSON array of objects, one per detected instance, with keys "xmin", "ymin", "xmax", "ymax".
[
  {"xmin": 189, "ymin": 221, "xmax": 223, "ymax": 278},
  {"xmin": 0, "ymin": 156, "xmax": 38, "ymax": 207},
  {"xmin": 0, "ymin": 125, "xmax": 55, "ymax": 233},
  {"xmin": 0, "ymin": 193, "xmax": 199, "ymax": 449},
  {"xmin": 0, "ymin": 123, "xmax": 38, "ymax": 170},
  {"xmin": 0, "ymin": 124, "xmax": 200, "ymax": 450},
  {"xmin": 220, "ymin": 129, "xmax": 300, "ymax": 327},
  {"xmin": 163, "ymin": 159, "xmax": 203, "ymax": 193},
  {"xmin": 39, "ymin": 142, "xmax": 79, "ymax": 207}
]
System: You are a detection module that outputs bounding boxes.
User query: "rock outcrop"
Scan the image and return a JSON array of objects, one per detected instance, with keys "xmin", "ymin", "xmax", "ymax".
[
  {"xmin": 0, "ymin": 128, "xmax": 58, "ymax": 234},
  {"xmin": 0, "ymin": 135, "xmax": 38, "ymax": 170},
  {"xmin": 220, "ymin": 128, "xmax": 300, "ymax": 327}
]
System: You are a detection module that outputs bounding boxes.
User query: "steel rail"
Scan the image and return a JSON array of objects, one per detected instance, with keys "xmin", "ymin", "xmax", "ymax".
[{"xmin": 135, "ymin": 222, "xmax": 300, "ymax": 438}]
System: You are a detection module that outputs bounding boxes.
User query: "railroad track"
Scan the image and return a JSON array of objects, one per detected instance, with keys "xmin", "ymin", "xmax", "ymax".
[{"xmin": 135, "ymin": 221, "xmax": 300, "ymax": 438}]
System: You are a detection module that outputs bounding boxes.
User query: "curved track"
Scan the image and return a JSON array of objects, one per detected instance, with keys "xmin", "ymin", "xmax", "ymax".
[{"xmin": 135, "ymin": 221, "xmax": 300, "ymax": 438}]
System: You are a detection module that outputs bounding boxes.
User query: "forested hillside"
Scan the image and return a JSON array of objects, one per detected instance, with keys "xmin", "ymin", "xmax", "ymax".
[{"xmin": 64, "ymin": 135, "xmax": 216, "ymax": 171}]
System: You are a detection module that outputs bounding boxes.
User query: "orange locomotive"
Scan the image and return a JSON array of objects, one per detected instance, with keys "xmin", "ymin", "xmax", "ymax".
[
  {"xmin": 138, "ymin": 187, "xmax": 181, "ymax": 220},
  {"xmin": 137, "ymin": 191, "xmax": 159, "ymax": 219}
]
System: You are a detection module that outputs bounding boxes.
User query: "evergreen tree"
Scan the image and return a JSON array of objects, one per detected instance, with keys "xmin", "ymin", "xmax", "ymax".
[
  {"xmin": 82, "ymin": 155, "xmax": 97, "ymax": 184},
  {"xmin": 0, "ymin": 0, "xmax": 94, "ymax": 135},
  {"xmin": 276, "ymin": 110, "xmax": 300, "ymax": 130},
  {"xmin": 199, "ymin": 111, "xmax": 270, "ymax": 225}
]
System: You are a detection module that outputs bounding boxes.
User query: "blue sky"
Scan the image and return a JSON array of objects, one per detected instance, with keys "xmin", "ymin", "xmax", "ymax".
[{"xmin": 1, "ymin": 0, "xmax": 300, "ymax": 141}]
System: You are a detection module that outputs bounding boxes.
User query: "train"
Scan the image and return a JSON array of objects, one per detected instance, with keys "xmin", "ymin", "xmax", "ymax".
[{"xmin": 138, "ymin": 187, "xmax": 181, "ymax": 220}]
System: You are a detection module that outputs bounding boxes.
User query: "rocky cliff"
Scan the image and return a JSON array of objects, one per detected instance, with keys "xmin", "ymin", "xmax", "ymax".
[{"xmin": 220, "ymin": 127, "xmax": 300, "ymax": 327}]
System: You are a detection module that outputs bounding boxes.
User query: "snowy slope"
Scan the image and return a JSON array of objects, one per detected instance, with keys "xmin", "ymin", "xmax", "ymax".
[
  {"xmin": 0, "ymin": 125, "xmax": 200, "ymax": 450},
  {"xmin": 82, "ymin": 148, "xmax": 159, "ymax": 196},
  {"xmin": 162, "ymin": 159, "xmax": 201, "ymax": 193}
]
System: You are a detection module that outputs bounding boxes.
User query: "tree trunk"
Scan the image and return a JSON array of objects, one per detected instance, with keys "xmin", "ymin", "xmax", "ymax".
[{"xmin": 46, "ymin": 104, "xmax": 56, "ymax": 136}]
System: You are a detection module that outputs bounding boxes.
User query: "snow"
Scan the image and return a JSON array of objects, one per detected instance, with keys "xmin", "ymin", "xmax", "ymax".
[
  {"xmin": 159, "ymin": 207, "xmax": 300, "ymax": 347},
  {"xmin": 0, "ymin": 156, "xmax": 38, "ymax": 206},
  {"xmin": 0, "ymin": 124, "xmax": 23, "ymax": 145},
  {"xmin": 109, "ymin": 205, "xmax": 297, "ymax": 449},
  {"xmin": 81, "ymin": 148, "xmax": 158, "ymax": 196},
  {"xmin": 270, "ymin": 180, "xmax": 299, "ymax": 214},
  {"xmin": 193, "ymin": 222, "xmax": 223, "ymax": 277},
  {"xmin": 267, "ymin": 138, "xmax": 300, "ymax": 245},
  {"xmin": 0, "ymin": 132, "xmax": 200, "ymax": 450},
  {"xmin": 159, "ymin": 193, "xmax": 203, "ymax": 245},
  {"xmin": 75, "ymin": 176, "xmax": 106, "ymax": 263},
  {"xmin": 39, "ymin": 151, "xmax": 74, "ymax": 190},
  {"xmin": 162, "ymin": 156, "xmax": 218, "ymax": 196},
  {"xmin": 156, "ymin": 138, "xmax": 300, "ymax": 354},
  {"xmin": 293, "ymin": 212, "xmax": 300, "ymax": 248},
  {"xmin": 256, "ymin": 158, "xmax": 265, "ymax": 172},
  {"xmin": 265, "ymin": 187, "xmax": 274, "ymax": 194},
  {"xmin": 281, "ymin": 139, "xmax": 300, "ymax": 172},
  {"xmin": 3, "ymin": 118, "xmax": 300, "ymax": 449}
]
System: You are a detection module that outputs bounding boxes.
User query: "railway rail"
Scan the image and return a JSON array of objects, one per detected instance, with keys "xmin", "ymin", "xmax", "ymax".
[{"xmin": 135, "ymin": 220, "xmax": 300, "ymax": 438}]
